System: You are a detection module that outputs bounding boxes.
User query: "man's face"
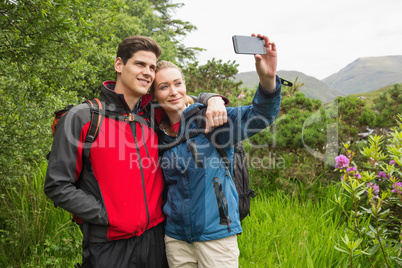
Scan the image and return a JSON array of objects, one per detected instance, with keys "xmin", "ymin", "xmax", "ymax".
[{"xmin": 115, "ymin": 50, "xmax": 157, "ymax": 98}]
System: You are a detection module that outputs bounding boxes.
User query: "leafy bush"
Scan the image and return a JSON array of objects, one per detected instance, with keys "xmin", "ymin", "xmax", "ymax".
[
  {"xmin": 333, "ymin": 114, "xmax": 402, "ymax": 267},
  {"xmin": 183, "ymin": 58, "xmax": 243, "ymax": 96},
  {"xmin": 0, "ymin": 0, "xmax": 201, "ymax": 187},
  {"xmin": 358, "ymin": 109, "xmax": 377, "ymax": 128},
  {"xmin": 373, "ymin": 84, "xmax": 402, "ymax": 127}
]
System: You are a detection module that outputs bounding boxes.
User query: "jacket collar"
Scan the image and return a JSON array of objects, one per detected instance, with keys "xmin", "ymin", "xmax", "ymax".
[{"xmin": 100, "ymin": 80, "xmax": 153, "ymax": 115}]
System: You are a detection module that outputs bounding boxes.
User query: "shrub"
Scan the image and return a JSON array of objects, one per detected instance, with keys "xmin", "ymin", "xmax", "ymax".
[{"xmin": 333, "ymin": 114, "xmax": 402, "ymax": 267}]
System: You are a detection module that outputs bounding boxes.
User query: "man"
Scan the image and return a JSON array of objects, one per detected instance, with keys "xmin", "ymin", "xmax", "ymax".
[{"xmin": 44, "ymin": 35, "xmax": 226, "ymax": 267}]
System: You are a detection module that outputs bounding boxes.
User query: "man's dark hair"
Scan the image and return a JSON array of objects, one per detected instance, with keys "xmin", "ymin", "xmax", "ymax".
[{"xmin": 117, "ymin": 35, "xmax": 162, "ymax": 64}]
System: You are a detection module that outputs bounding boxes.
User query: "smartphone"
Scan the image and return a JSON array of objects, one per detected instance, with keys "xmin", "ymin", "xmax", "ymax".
[{"xmin": 232, "ymin": 35, "xmax": 266, "ymax": 55}]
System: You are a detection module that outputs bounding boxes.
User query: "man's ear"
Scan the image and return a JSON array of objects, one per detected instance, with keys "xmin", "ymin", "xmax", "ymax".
[{"xmin": 114, "ymin": 57, "xmax": 123, "ymax": 73}]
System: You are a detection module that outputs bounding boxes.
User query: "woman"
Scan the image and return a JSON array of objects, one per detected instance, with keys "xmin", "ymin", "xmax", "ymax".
[{"xmin": 151, "ymin": 34, "xmax": 281, "ymax": 267}]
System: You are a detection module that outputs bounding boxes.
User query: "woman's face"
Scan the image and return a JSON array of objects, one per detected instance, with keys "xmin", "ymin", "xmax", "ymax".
[{"xmin": 153, "ymin": 67, "xmax": 187, "ymax": 114}]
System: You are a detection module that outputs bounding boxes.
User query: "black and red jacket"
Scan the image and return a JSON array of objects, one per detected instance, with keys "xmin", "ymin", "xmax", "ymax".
[{"xmin": 45, "ymin": 81, "xmax": 167, "ymax": 242}]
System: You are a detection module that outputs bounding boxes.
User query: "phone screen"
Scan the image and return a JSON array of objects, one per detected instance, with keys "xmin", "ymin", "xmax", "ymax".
[{"xmin": 232, "ymin": 35, "xmax": 266, "ymax": 55}]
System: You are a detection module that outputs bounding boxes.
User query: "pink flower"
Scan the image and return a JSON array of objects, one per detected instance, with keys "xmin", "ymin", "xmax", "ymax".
[
  {"xmin": 238, "ymin": 94, "xmax": 245, "ymax": 99},
  {"xmin": 392, "ymin": 182, "xmax": 402, "ymax": 194},
  {"xmin": 335, "ymin": 155, "xmax": 349, "ymax": 169},
  {"xmin": 377, "ymin": 171, "xmax": 387, "ymax": 178},
  {"xmin": 377, "ymin": 171, "xmax": 390, "ymax": 180},
  {"xmin": 346, "ymin": 166, "xmax": 361, "ymax": 179},
  {"xmin": 347, "ymin": 167, "xmax": 357, "ymax": 174},
  {"xmin": 367, "ymin": 182, "xmax": 380, "ymax": 195}
]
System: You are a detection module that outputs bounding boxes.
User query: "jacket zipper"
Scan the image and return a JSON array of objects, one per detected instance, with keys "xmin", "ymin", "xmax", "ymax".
[
  {"xmin": 113, "ymin": 94, "xmax": 152, "ymax": 233},
  {"xmin": 184, "ymin": 170, "xmax": 190, "ymax": 184},
  {"xmin": 184, "ymin": 170, "xmax": 193, "ymax": 242},
  {"xmin": 129, "ymin": 118, "xmax": 150, "ymax": 230}
]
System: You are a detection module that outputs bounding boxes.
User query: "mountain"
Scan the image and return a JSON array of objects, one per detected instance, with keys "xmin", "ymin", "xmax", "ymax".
[
  {"xmin": 234, "ymin": 71, "xmax": 259, "ymax": 89},
  {"xmin": 235, "ymin": 71, "xmax": 346, "ymax": 103},
  {"xmin": 323, "ymin": 56, "xmax": 402, "ymax": 95},
  {"xmin": 276, "ymin": 71, "xmax": 346, "ymax": 103},
  {"xmin": 235, "ymin": 55, "xmax": 402, "ymax": 102}
]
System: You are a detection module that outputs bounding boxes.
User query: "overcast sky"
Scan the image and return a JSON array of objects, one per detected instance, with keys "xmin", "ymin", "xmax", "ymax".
[{"xmin": 171, "ymin": 0, "xmax": 402, "ymax": 80}]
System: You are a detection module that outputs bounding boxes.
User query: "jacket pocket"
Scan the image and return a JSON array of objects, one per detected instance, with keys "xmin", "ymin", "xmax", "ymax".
[{"xmin": 212, "ymin": 177, "xmax": 232, "ymax": 232}]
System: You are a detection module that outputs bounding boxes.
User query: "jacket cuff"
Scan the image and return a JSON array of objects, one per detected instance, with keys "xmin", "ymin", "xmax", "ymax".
[
  {"xmin": 258, "ymin": 75, "xmax": 282, "ymax": 99},
  {"xmin": 194, "ymin": 92, "xmax": 229, "ymax": 106}
]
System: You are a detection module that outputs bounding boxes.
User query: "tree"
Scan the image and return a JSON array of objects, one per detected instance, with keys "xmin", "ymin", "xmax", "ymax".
[
  {"xmin": 0, "ymin": 0, "xmax": 101, "ymax": 183},
  {"xmin": 183, "ymin": 58, "xmax": 243, "ymax": 98},
  {"xmin": 0, "ymin": 0, "xmax": 199, "ymax": 185},
  {"xmin": 150, "ymin": 0, "xmax": 202, "ymax": 65},
  {"xmin": 0, "ymin": 0, "xmax": 101, "ymax": 93}
]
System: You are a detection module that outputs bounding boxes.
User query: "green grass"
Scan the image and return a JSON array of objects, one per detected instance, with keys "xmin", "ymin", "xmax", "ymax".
[
  {"xmin": 0, "ymin": 163, "xmax": 81, "ymax": 267},
  {"xmin": 348, "ymin": 84, "xmax": 394, "ymax": 107},
  {"xmin": 238, "ymin": 183, "xmax": 402, "ymax": 267},
  {"xmin": 238, "ymin": 185, "xmax": 348, "ymax": 267},
  {"xmin": 2, "ymin": 163, "xmax": 400, "ymax": 267}
]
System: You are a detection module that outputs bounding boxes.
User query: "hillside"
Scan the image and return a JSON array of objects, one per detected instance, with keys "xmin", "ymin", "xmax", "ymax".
[
  {"xmin": 348, "ymin": 84, "xmax": 395, "ymax": 107},
  {"xmin": 323, "ymin": 56, "xmax": 402, "ymax": 95},
  {"xmin": 277, "ymin": 71, "xmax": 346, "ymax": 103},
  {"xmin": 235, "ymin": 71, "xmax": 346, "ymax": 103},
  {"xmin": 234, "ymin": 71, "xmax": 259, "ymax": 88}
]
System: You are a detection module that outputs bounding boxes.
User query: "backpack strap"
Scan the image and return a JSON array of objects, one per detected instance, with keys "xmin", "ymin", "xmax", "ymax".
[
  {"xmin": 205, "ymin": 132, "xmax": 231, "ymax": 169},
  {"xmin": 159, "ymin": 106, "xmax": 232, "ymax": 169},
  {"xmin": 158, "ymin": 106, "xmax": 206, "ymax": 154},
  {"xmin": 159, "ymin": 128, "xmax": 204, "ymax": 154},
  {"xmin": 85, "ymin": 98, "xmax": 152, "ymax": 139},
  {"xmin": 82, "ymin": 98, "xmax": 104, "ymax": 162},
  {"xmin": 192, "ymin": 107, "xmax": 232, "ymax": 169},
  {"xmin": 82, "ymin": 99, "xmax": 153, "ymax": 159},
  {"xmin": 212, "ymin": 177, "xmax": 232, "ymax": 232},
  {"xmin": 84, "ymin": 98, "xmax": 103, "ymax": 143}
]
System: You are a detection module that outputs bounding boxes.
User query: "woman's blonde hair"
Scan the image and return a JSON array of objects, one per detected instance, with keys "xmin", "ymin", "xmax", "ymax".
[{"xmin": 156, "ymin": 60, "xmax": 182, "ymax": 74}]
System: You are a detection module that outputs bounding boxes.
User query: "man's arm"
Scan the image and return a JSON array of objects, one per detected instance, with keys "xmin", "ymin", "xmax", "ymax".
[
  {"xmin": 44, "ymin": 105, "xmax": 108, "ymax": 225},
  {"xmin": 209, "ymin": 33, "xmax": 281, "ymax": 146},
  {"xmin": 253, "ymin": 34, "xmax": 278, "ymax": 92},
  {"xmin": 192, "ymin": 93, "xmax": 229, "ymax": 133}
]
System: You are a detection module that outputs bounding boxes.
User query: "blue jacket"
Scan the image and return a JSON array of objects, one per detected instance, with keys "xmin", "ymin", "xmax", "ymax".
[{"xmin": 159, "ymin": 76, "xmax": 282, "ymax": 243}]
